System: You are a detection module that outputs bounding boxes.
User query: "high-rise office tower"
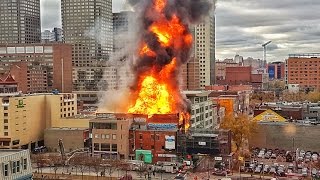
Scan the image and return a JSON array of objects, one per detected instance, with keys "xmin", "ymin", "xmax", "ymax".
[
  {"xmin": 0, "ymin": 0, "xmax": 41, "ymax": 44},
  {"xmin": 61, "ymin": 0, "xmax": 113, "ymax": 91},
  {"xmin": 193, "ymin": 11, "xmax": 215, "ymax": 88}
]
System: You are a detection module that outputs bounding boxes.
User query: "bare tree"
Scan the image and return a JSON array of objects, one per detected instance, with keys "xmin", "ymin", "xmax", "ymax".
[
  {"xmin": 69, "ymin": 154, "xmax": 90, "ymax": 179},
  {"xmin": 87, "ymin": 156, "xmax": 103, "ymax": 179},
  {"xmin": 48, "ymin": 154, "xmax": 63, "ymax": 179},
  {"xmin": 31, "ymin": 154, "xmax": 48, "ymax": 175},
  {"xmin": 102, "ymin": 159, "xmax": 119, "ymax": 177}
]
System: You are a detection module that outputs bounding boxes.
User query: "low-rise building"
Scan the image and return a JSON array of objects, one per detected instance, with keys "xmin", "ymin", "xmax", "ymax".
[
  {"xmin": 177, "ymin": 129, "xmax": 232, "ymax": 157},
  {"xmin": 0, "ymin": 149, "xmax": 32, "ymax": 180},
  {"xmin": 129, "ymin": 114, "xmax": 181, "ymax": 163},
  {"xmin": 89, "ymin": 113, "xmax": 134, "ymax": 160},
  {"xmin": 44, "ymin": 128, "xmax": 89, "ymax": 153}
]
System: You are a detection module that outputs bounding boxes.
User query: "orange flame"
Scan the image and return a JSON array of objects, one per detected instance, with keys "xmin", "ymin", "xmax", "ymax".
[{"xmin": 128, "ymin": 0, "xmax": 191, "ymax": 129}]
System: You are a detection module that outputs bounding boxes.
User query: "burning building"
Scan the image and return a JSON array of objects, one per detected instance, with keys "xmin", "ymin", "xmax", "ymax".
[{"xmin": 123, "ymin": 0, "xmax": 213, "ymax": 128}]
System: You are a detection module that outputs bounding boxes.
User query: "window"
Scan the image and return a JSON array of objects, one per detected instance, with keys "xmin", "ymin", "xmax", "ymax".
[
  {"xmin": 139, "ymin": 134, "xmax": 143, "ymax": 140},
  {"xmin": 4, "ymin": 164, "xmax": 8, "ymax": 176},
  {"xmin": 112, "ymin": 144, "xmax": 117, "ymax": 151},
  {"xmin": 112, "ymin": 134, "xmax": 117, "ymax": 140},
  {"xmin": 4, "ymin": 126, "xmax": 8, "ymax": 130},
  {"xmin": 151, "ymin": 145, "xmax": 154, "ymax": 149},
  {"xmin": 23, "ymin": 158, "xmax": 27, "ymax": 170},
  {"xmin": 101, "ymin": 143, "xmax": 110, "ymax": 151},
  {"xmin": 16, "ymin": 160, "xmax": 20, "ymax": 172},
  {"xmin": 156, "ymin": 135, "xmax": 160, "ymax": 140},
  {"xmin": 12, "ymin": 161, "xmax": 16, "ymax": 173},
  {"xmin": 94, "ymin": 134, "xmax": 99, "ymax": 138},
  {"xmin": 105, "ymin": 134, "xmax": 110, "ymax": 139},
  {"xmin": 94, "ymin": 143, "xmax": 100, "ymax": 151}
]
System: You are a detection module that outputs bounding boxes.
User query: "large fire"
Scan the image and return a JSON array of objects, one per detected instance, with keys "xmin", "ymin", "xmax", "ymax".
[{"xmin": 126, "ymin": 0, "xmax": 212, "ymax": 130}]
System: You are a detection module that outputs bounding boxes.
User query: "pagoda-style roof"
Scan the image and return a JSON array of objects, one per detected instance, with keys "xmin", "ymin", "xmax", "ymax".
[{"xmin": 0, "ymin": 73, "xmax": 18, "ymax": 85}]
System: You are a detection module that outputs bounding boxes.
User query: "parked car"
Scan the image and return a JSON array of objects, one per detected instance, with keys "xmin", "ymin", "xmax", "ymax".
[
  {"xmin": 270, "ymin": 166, "xmax": 276, "ymax": 174},
  {"xmin": 255, "ymin": 167, "xmax": 262, "ymax": 173},
  {"xmin": 263, "ymin": 165, "xmax": 270, "ymax": 173},
  {"xmin": 288, "ymin": 163, "xmax": 294, "ymax": 170},
  {"xmin": 300, "ymin": 150, "xmax": 305, "ymax": 157},
  {"xmin": 277, "ymin": 166, "xmax": 286, "ymax": 177},
  {"xmin": 312, "ymin": 168, "xmax": 318, "ymax": 177},
  {"xmin": 271, "ymin": 153, "xmax": 277, "ymax": 159},
  {"xmin": 312, "ymin": 154, "xmax": 318, "ymax": 161},
  {"xmin": 302, "ymin": 168, "xmax": 308, "ymax": 177}
]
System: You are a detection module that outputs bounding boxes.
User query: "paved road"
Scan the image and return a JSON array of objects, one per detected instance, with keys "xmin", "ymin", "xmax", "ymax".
[{"xmin": 33, "ymin": 167, "xmax": 176, "ymax": 179}]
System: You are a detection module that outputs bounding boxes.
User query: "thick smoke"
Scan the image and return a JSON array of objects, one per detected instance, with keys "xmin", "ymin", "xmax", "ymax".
[{"xmin": 128, "ymin": 0, "xmax": 213, "ymax": 113}]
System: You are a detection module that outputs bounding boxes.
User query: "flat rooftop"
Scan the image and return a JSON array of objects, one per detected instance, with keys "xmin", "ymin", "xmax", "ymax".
[{"xmin": 47, "ymin": 127, "xmax": 88, "ymax": 131}]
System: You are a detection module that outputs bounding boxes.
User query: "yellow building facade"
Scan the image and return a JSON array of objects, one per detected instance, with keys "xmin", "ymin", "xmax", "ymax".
[{"xmin": 0, "ymin": 93, "xmax": 90, "ymax": 149}]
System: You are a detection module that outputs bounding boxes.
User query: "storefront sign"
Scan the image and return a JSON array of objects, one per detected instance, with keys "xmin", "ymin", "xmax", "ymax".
[
  {"xmin": 158, "ymin": 154, "xmax": 176, "ymax": 158},
  {"xmin": 147, "ymin": 123, "xmax": 177, "ymax": 130}
]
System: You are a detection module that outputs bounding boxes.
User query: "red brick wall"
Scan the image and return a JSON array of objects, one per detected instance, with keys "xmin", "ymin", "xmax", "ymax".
[
  {"xmin": 130, "ymin": 130, "xmax": 177, "ymax": 163},
  {"xmin": 53, "ymin": 44, "xmax": 73, "ymax": 93},
  {"xmin": 225, "ymin": 66, "xmax": 251, "ymax": 85},
  {"xmin": 10, "ymin": 62, "xmax": 28, "ymax": 93}
]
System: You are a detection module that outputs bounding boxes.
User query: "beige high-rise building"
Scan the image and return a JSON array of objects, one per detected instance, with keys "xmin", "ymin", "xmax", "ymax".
[
  {"xmin": 193, "ymin": 12, "xmax": 215, "ymax": 88},
  {"xmin": 0, "ymin": 0, "xmax": 41, "ymax": 44},
  {"xmin": 61, "ymin": 0, "xmax": 113, "ymax": 91}
]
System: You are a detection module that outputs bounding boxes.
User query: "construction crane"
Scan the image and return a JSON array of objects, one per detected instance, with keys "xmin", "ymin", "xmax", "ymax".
[{"xmin": 262, "ymin": 41, "xmax": 272, "ymax": 64}]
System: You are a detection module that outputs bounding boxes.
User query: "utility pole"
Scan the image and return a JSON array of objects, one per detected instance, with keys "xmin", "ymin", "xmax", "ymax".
[{"xmin": 262, "ymin": 41, "xmax": 272, "ymax": 67}]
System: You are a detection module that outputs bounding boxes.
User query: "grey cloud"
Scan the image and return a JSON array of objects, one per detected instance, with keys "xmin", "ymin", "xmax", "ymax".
[
  {"xmin": 41, "ymin": 0, "xmax": 126, "ymax": 30},
  {"xmin": 216, "ymin": 0, "xmax": 320, "ymax": 61}
]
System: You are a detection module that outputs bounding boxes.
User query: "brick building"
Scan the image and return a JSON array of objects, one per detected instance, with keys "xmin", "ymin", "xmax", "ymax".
[
  {"xmin": 286, "ymin": 53, "xmax": 320, "ymax": 91},
  {"xmin": 0, "ymin": 44, "xmax": 72, "ymax": 93},
  {"xmin": 129, "ymin": 114, "xmax": 181, "ymax": 163},
  {"xmin": 181, "ymin": 57, "xmax": 200, "ymax": 90},
  {"xmin": 215, "ymin": 61, "xmax": 240, "ymax": 81},
  {"xmin": 216, "ymin": 66, "xmax": 268, "ymax": 90}
]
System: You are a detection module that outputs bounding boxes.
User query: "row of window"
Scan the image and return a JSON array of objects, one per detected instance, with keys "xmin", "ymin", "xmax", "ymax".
[
  {"xmin": 3, "ymin": 158, "xmax": 28, "ymax": 176},
  {"xmin": 93, "ymin": 143, "xmax": 117, "ymax": 151},
  {"xmin": 94, "ymin": 134, "xmax": 117, "ymax": 140}
]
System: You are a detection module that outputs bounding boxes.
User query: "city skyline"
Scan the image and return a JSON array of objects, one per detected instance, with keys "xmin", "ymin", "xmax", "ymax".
[{"xmin": 41, "ymin": 0, "xmax": 320, "ymax": 62}]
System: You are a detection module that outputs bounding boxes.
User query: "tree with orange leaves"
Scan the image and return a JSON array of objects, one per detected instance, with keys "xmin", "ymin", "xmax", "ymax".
[{"xmin": 220, "ymin": 114, "xmax": 257, "ymax": 152}]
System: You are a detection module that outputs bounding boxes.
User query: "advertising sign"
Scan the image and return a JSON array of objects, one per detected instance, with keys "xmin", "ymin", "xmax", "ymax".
[
  {"xmin": 16, "ymin": 99, "xmax": 24, "ymax": 108},
  {"xmin": 147, "ymin": 123, "xmax": 177, "ymax": 130},
  {"xmin": 165, "ymin": 135, "xmax": 175, "ymax": 150},
  {"xmin": 198, "ymin": 142, "xmax": 206, "ymax": 146},
  {"xmin": 268, "ymin": 66, "xmax": 275, "ymax": 79}
]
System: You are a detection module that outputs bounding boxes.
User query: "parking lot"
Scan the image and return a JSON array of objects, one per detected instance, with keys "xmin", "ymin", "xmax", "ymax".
[{"xmin": 242, "ymin": 147, "xmax": 320, "ymax": 178}]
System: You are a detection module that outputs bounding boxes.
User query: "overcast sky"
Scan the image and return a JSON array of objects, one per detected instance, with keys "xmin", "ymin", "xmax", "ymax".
[{"xmin": 41, "ymin": 0, "xmax": 320, "ymax": 62}]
